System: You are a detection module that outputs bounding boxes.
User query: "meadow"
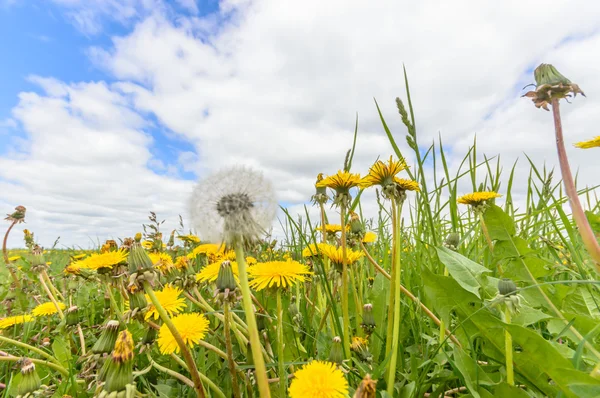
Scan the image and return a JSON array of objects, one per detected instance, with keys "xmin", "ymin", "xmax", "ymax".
[{"xmin": 1, "ymin": 64, "xmax": 600, "ymax": 398}]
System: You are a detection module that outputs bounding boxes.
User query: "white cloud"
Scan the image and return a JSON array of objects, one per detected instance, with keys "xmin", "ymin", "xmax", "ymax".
[{"xmin": 3, "ymin": 0, "xmax": 600, "ymax": 247}]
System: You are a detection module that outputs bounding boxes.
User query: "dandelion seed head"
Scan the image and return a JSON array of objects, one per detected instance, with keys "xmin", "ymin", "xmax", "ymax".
[{"xmin": 189, "ymin": 166, "xmax": 277, "ymax": 246}]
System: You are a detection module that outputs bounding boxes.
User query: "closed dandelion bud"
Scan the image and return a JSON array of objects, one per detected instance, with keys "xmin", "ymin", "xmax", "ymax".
[
  {"xmin": 65, "ymin": 306, "xmax": 80, "ymax": 326},
  {"xmin": 444, "ymin": 233, "xmax": 460, "ymax": 251},
  {"xmin": 142, "ymin": 326, "xmax": 157, "ymax": 345},
  {"xmin": 29, "ymin": 245, "xmax": 46, "ymax": 270},
  {"xmin": 128, "ymin": 291, "xmax": 147, "ymax": 312},
  {"xmin": 128, "ymin": 242, "xmax": 154, "ymax": 273},
  {"xmin": 523, "ymin": 63, "xmax": 585, "ymax": 110},
  {"xmin": 167, "ymin": 230, "xmax": 175, "ymax": 247},
  {"xmin": 329, "ymin": 336, "xmax": 344, "ymax": 365},
  {"xmin": 16, "ymin": 358, "xmax": 41, "ymax": 396},
  {"xmin": 92, "ymin": 320, "xmax": 120, "ymax": 354},
  {"xmin": 498, "ymin": 278, "xmax": 517, "ymax": 297},
  {"xmin": 351, "ymin": 336, "xmax": 372, "ymax": 362},
  {"xmin": 216, "ymin": 261, "xmax": 237, "ymax": 295},
  {"xmin": 246, "ymin": 341, "xmax": 254, "ymax": 367},
  {"xmin": 360, "ymin": 303, "xmax": 376, "ymax": 334},
  {"xmin": 134, "ymin": 233, "xmax": 142, "ymax": 242}
]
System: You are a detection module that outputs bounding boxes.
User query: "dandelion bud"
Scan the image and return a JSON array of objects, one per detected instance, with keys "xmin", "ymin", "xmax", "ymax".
[
  {"xmin": 167, "ymin": 230, "xmax": 175, "ymax": 247},
  {"xmin": 5, "ymin": 205, "xmax": 26, "ymax": 224},
  {"xmin": 498, "ymin": 278, "xmax": 517, "ymax": 297},
  {"xmin": 351, "ymin": 337, "xmax": 372, "ymax": 363},
  {"xmin": 328, "ymin": 336, "xmax": 344, "ymax": 364},
  {"xmin": 216, "ymin": 261, "xmax": 237, "ymax": 296},
  {"xmin": 444, "ymin": 233, "xmax": 460, "ymax": 251},
  {"xmin": 142, "ymin": 326, "xmax": 157, "ymax": 346},
  {"xmin": 360, "ymin": 304, "xmax": 376, "ymax": 335},
  {"xmin": 353, "ymin": 374, "xmax": 377, "ymax": 398},
  {"xmin": 127, "ymin": 242, "xmax": 154, "ymax": 273},
  {"xmin": 349, "ymin": 211, "xmax": 364, "ymax": 235},
  {"xmin": 29, "ymin": 245, "xmax": 46, "ymax": 269},
  {"xmin": 65, "ymin": 306, "xmax": 80, "ymax": 326},
  {"xmin": 101, "ymin": 331, "xmax": 135, "ymax": 395},
  {"xmin": 128, "ymin": 291, "xmax": 147, "ymax": 313},
  {"xmin": 92, "ymin": 320, "xmax": 120, "ymax": 354},
  {"xmin": 16, "ymin": 358, "xmax": 41, "ymax": 397},
  {"xmin": 523, "ymin": 63, "xmax": 585, "ymax": 110}
]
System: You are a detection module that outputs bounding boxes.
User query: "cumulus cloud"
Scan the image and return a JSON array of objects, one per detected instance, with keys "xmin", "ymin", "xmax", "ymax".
[{"xmin": 2, "ymin": 0, "xmax": 600, "ymax": 247}]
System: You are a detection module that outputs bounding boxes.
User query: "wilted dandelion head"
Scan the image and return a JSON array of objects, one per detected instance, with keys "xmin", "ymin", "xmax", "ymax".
[{"xmin": 189, "ymin": 166, "xmax": 277, "ymax": 246}]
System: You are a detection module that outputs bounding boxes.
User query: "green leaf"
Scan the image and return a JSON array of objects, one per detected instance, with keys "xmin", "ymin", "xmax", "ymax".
[
  {"xmin": 436, "ymin": 247, "xmax": 491, "ymax": 299},
  {"xmin": 585, "ymin": 210, "xmax": 600, "ymax": 237},
  {"xmin": 562, "ymin": 288, "xmax": 600, "ymax": 318},
  {"xmin": 483, "ymin": 204, "xmax": 516, "ymax": 240},
  {"xmin": 452, "ymin": 346, "xmax": 495, "ymax": 398},
  {"xmin": 52, "ymin": 337, "xmax": 72, "ymax": 368},
  {"xmin": 511, "ymin": 305, "xmax": 553, "ymax": 326},
  {"xmin": 494, "ymin": 382, "xmax": 532, "ymax": 398}
]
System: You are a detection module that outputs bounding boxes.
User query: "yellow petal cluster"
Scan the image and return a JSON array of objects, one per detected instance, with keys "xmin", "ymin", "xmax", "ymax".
[
  {"xmin": 457, "ymin": 192, "xmax": 501, "ymax": 206},
  {"xmin": 157, "ymin": 313, "xmax": 209, "ymax": 355},
  {"xmin": 248, "ymin": 260, "xmax": 312, "ymax": 291},
  {"xmin": 289, "ymin": 360, "xmax": 349, "ymax": 398},
  {"xmin": 145, "ymin": 285, "xmax": 187, "ymax": 320},
  {"xmin": 32, "ymin": 302, "xmax": 66, "ymax": 317}
]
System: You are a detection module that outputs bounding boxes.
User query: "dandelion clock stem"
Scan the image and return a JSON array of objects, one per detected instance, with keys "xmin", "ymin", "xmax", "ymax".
[
  {"xmin": 234, "ymin": 243, "xmax": 272, "ymax": 398},
  {"xmin": 143, "ymin": 281, "xmax": 206, "ymax": 398},
  {"xmin": 223, "ymin": 302, "xmax": 241, "ymax": 398}
]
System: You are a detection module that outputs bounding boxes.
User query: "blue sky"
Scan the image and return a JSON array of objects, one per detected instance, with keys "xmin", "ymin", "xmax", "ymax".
[{"xmin": 0, "ymin": 1, "xmax": 217, "ymax": 178}]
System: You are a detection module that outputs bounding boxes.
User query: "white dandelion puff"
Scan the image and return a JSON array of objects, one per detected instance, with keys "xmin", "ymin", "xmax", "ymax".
[{"xmin": 189, "ymin": 166, "xmax": 277, "ymax": 246}]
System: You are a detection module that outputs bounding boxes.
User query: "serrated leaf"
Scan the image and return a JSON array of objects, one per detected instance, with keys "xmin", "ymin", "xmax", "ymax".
[
  {"xmin": 52, "ymin": 337, "xmax": 72, "ymax": 368},
  {"xmin": 436, "ymin": 247, "xmax": 490, "ymax": 299}
]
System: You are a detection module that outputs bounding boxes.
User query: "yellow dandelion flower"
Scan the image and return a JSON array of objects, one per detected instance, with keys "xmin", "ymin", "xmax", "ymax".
[
  {"xmin": 78, "ymin": 250, "xmax": 128, "ymax": 270},
  {"xmin": 145, "ymin": 285, "xmax": 186, "ymax": 320},
  {"xmin": 174, "ymin": 256, "xmax": 190, "ymax": 270},
  {"xmin": 359, "ymin": 156, "xmax": 408, "ymax": 188},
  {"xmin": 302, "ymin": 243, "xmax": 325, "ymax": 258},
  {"xmin": 113, "ymin": 330, "xmax": 134, "ymax": 362},
  {"xmin": 318, "ymin": 224, "xmax": 348, "ymax": 234},
  {"xmin": 246, "ymin": 256, "xmax": 257, "ymax": 265},
  {"xmin": 247, "ymin": 260, "xmax": 312, "ymax": 290},
  {"xmin": 32, "ymin": 302, "xmax": 66, "ymax": 317},
  {"xmin": 316, "ymin": 170, "xmax": 361, "ymax": 192},
  {"xmin": 0, "ymin": 314, "xmax": 34, "ymax": 329},
  {"xmin": 351, "ymin": 336, "xmax": 369, "ymax": 351},
  {"xmin": 196, "ymin": 261, "xmax": 240, "ymax": 283},
  {"xmin": 320, "ymin": 243, "xmax": 363, "ymax": 265},
  {"xmin": 362, "ymin": 231, "xmax": 377, "ymax": 243},
  {"xmin": 71, "ymin": 253, "xmax": 86, "ymax": 260},
  {"xmin": 222, "ymin": 250, "xmax": 237, "ymax": 261},
  {"xmin": 178, "ymin": 234, "xmax": 201, "ymax": 244},
  {"xmin": 149, "ymin": 252, "xmax": 175, "ymax": 273},
  {"xmin": 393, "ymin": 177, "xmax": 420, "ymax": 192},
  {"xmin": 187, "ymin": 244, "xmax": 225, "ymax": 259},
  {"xmin": 157, "ymin": 313, "xmax": 209, "ymax": 355},
  {"xmin": 457, "ymin": 192, "xmax": 502, "ymax": 206},
  {"xmin": 574, "ymin": 136, "xmax": 600, "ymax": 149},
  {"xmin": 288, "ymin": 360, "xmax": 349, "ymax": 398},
  {"xmin": 8, "ymin": 255, "xmax": 20, "ymax": 262},
  {"xmin": 64, "ymin": 263, "xmax": 82, "ymax": 275}
]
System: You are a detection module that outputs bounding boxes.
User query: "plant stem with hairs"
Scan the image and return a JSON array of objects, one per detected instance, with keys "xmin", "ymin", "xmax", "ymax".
[
  {"xmin": 276, "ymin": 289, "xmax": 286, "ymax": 397},
  {"xmin": 551, "ymin": 98, "xmax": 600, "ymax": 270},
  {"xmin": 2, "ymin": 220, "xmax": 21, "ymax": 288}
]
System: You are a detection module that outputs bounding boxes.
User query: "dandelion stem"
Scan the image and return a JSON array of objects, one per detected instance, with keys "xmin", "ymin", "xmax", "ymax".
[
  {"xmin": 504, "ymin": 307, "xmax": 514, "ymax": 386},
  {"xmin": 143, "ymin": 281, "xmax": 206, "ymax": 398},
  {"xmin": 276, "ymin": 289, "xmax": 286, "ymax": 397},
  {"xmin": 0, "ymin": 335, "xmax": 61, "ymax": 366},
  {"xmin": 224, "ymin": 302, "xmax": 241, "ymax": 398},
  {"xmin": 384, "ymin": 199, "xmax": 398, "ymax": 356},
  {"xmin": 340, "ymin": 205, "xmax": 351, "ymax": 358},
  {"xmin": 0, "ymin": 355, "xmax": 68, "ymax": 377},
  {"xmin": 38, "ymin": 274, "xmax": 64, "ymax": 319},
  {"xmin": 2, "ymin": 220, "xmax": 21, "ymax": 288},
  {"xmin": 77, "ymin": 324, "xmax": 86, "ymax": 355},
  {"xmin": 551, "ymin": 98, "xmax": 600, "ymax": 271},
  {"xmin": 387, "ymin": 199, "xmax": 404, "ymax": 395},
  {"xmin": 233, "ymin": 243, "xmax": 272, "ymax": 398},
  {"xmin": 42, "ymin": 270, "xmax": 64, "ymax": 301},
  {"xmin": 104, "ymin": 282, "xmax": 125, "ymax": 324},
  {"xmin": 478, "ymin": 212, "xmax": 494, "ymax": 252}
]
